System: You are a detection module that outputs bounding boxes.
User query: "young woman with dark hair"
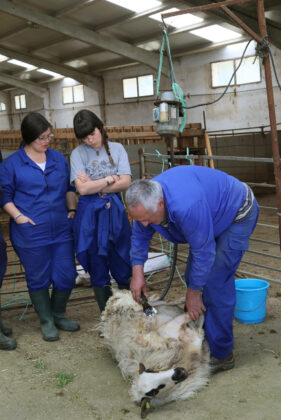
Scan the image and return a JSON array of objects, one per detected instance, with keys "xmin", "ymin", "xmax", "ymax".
[
  {"xmin": 0, "ymin": 112, "xmax": 80, "ymax": 342},
  {"xmin": 71, "ymin": 110, "xmax": 132, "ymax": 312}
]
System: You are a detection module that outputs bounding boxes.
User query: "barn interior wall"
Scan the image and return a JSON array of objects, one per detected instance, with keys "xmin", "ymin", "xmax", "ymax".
[
  {"xmin": 103, "ymin": 41, "xmax": 280, "ymax": 131},
  {"xmin": 1, "ymin": 41, "xmax": 280, "ymax": 183},
  {"xmin": 0, "ymin": 91, "xmax": 10, "ymax": 129}
]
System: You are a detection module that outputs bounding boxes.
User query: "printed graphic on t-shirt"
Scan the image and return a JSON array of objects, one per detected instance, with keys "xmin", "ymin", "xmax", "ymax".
[{"xmin": 85, "ymin": 159, "xmax": 117, "ymax": 180}]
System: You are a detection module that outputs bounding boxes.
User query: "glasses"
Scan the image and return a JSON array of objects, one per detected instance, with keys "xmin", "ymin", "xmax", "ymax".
[{"xmin": 38, "ymin": 133, "xmax": 54, "ymax": 142}]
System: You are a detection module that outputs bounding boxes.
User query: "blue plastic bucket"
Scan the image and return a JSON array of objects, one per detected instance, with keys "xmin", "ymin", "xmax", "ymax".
[{"xmin": 234, "ymin": 279, "xmax": 270, "ymax": 324}]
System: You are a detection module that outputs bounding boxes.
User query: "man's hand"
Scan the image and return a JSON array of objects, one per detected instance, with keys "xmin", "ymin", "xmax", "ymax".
[
  {"xmin": 185, "ymin": 288, "xmax": 206, "ymax": 321},
  {"xmin": 130, "ymin": 265, "xmax": 147, "ymax": 303}
]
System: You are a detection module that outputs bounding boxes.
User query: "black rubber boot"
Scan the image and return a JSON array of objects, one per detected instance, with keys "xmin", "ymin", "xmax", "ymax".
[
  {"xmin": 0, "ymin": 303, "xmax": 17, "ymax": 350},
  {"xmin": 51, "ymin": 290, "xmax": 80, "ymax": 332},
  {"xmin": 29, "ymin": 289, "xmax": 59, "ymax": 342},
  {"xmin": 93, "ymin": 285, "xmax": 112, "ymax": 312}
]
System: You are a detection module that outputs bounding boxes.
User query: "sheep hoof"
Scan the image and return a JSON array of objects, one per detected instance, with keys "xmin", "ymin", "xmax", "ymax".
[{"xmin": 140, "ymin": 397, "xmax": 153, "ymax": 418}]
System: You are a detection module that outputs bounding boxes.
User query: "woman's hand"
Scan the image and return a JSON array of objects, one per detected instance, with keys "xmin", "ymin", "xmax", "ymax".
[
  {"xmin": 67, "ymin": 210, "xmax": 76, "ymax": 219},
  {"xmin": 105, "ymin": 174, "xmax": 119, "ymax": 185},
  {"xmin": 16, "ymin": 215, "xmax": 36, "ymax": 225},
  {"xmin": 77, "ymin": 172, "xmax": 91, "ymax": 183}
]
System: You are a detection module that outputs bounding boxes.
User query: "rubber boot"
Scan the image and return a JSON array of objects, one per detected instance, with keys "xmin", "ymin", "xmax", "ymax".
[
  {"xmin": 29, "ymin": 289, "xmax": 59, "ymax": 342},
  {"xmin": 93, "ymin": 285, "xmax": 112, "ymax": 312},
  {"xmin": 0, "ymin": 303, "xmax": 17, "ymax": 350},
  {"xmin": 51, "ymin": 290, "xmax": 80, "ymax": 332},
  {"xmin": 0, "ymin": 298, "xmax": 12, "ymax": 336}
]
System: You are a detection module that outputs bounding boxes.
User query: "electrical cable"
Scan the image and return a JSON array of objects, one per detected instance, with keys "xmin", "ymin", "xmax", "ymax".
[{"xmin": 184, "ymin": 39, "xmax": 253, "ymax": 109}]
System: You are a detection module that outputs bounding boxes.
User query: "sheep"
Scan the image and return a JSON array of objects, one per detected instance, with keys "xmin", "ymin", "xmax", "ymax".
[{"xmin": 99, "ymin": 289, "xmax": 210, "ymax": 417}]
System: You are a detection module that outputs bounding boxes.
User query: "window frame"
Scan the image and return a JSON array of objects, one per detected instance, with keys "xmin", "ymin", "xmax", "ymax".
[
  {"xmin": 62, "ymin": 84, "xmax": 85, "ymax": 104},
  {"xmin": 211, "ymin": 55, "xmax": 261, "ymax": 88},
  {"xmin": 14, "ymin": 94, "xmax": 27, "ymax": 110},
  {"xmin": 122, "ymin": 74, "xmax": 154, "ymax": 99}
]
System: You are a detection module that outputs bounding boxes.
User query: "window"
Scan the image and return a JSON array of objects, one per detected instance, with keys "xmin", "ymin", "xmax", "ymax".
[
  {"xmin": 15, "ymin": 94, "xmax": 26, "ymax": 110},
  {"xmin": 123, "ymin": 75, "xmax": 154, "ymax": 98},
  {"xmin": 62, "ymin": 85, "xmax": 84, "ymax": 104},
  {"xmin": 211, "ymin": 56, "xmax": 261, "ymax": 88},
  {"xmin": 0, "ymin": 102, "xmax": 6, "ymax": 111}
]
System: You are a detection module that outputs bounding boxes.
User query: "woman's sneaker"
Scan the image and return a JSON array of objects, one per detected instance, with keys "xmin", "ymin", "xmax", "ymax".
[{"xmin": 210, "ymin": 352, "xmax": 235, "ymax": 374}]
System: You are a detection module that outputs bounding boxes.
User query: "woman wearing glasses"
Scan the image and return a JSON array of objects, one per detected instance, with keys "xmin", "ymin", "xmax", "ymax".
[
  {"xmin": 0, "ymin": 112, "xmax": 80, "ymax": 342},
  {"xmin": 71, "ymin": 110, "xmax": 132, "ymax": 312}
]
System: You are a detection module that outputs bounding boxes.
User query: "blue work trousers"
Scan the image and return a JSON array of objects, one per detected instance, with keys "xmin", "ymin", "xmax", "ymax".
[
  {"xmin": 0, "ymin": 227, "xmax": 7, "ymax": 288},
  {"xmin": 14, "ymin": 241, "xmax": 76, "ymax": 292},
  {"xmin": 186, "ymin": 199, "xmax": 259, "ymax": 359},
  {"xmin": 87, "ymin": 240, "xmax": 131, "ymax": 288}
]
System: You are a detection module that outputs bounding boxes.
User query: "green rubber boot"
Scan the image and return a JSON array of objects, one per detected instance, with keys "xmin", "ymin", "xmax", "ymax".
[
  {"xmin": 29, "ymin": 289, "xmax": 59, "ymax": 342},
  {"xmin": 0, "ymin": 302, "xmax": 17, "ymax": 350},
  {"xmin": 51, "ymin": 290, "xmax": 80, "ymax": 332},
  {"xmin": 0, "ymin": 298, "xmax": 12, "ymax": 336},
  {"xmin": 0, "ymin": 330, "xmax": 17, "ymax": 350},
  {"xmin": 93, "ymin": 285, "xmax": 112, "ymax": 312}
]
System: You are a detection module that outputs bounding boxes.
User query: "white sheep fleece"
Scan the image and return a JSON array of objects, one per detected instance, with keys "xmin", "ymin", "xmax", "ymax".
[{"xmin": 99, "ymin": 290, "xmax": 210, "ymax": 408}]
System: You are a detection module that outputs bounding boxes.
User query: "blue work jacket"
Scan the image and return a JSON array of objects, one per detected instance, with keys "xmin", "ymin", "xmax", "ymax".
[
  {"xmin": 130, "ymin": 166, "xmax": 247, "ymax": 290},
  {"xmin": 73, "ymin": 193, "xmax": 131, "ymax": 271},
  {"xmin": 0, "ymin": 147, "xmax": 75, "ymax": 248}
]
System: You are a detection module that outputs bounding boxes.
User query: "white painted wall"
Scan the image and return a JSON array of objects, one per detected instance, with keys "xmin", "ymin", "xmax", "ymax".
[
  {"xmin": 103, "ymin": 41, "xmax": 281, "ymax": 131},
  {"xmin": 47, "ymin": 78, "xmax": 104, "ymax": 128},
  {"xmin": 2, "ymin": 41, "xmax": 280, "ymax": 131},
  {"xmin": 8, "ymin": 89, "xmax": 44, "ymax": 129},
  {"xmin": 6, "ymin": 78, "xmax": 104, "ymax": 129},
  {"xmin": 0, "ymin": 92, "xmax": 10, "ymax": 129}
]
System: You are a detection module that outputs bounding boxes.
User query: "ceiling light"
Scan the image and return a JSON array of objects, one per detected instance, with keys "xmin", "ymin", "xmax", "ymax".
[
  {"xmin": 150, "ymin": 8, "xmax": 203, "ymax": 29},
  {"xmin": 137, "ymin": 41, "xmax": 161, "ymax": 51},
  {"xmin": 65, "ymin": 59, "xmax": 88, "ymax": 69},
  {"xmin": 106, "ymin": 0, "xmax": 162, "ymax": 13},
  {"xmin": 190, "ymin": 24, "xmax": 242, "ymax": 43},
  {"xmin": 8, "ymin": 59, "xmax": 36, "ymax": 70},
  {"xmin": 36, "ymin": 69, "xmax": 63, "ymax": 78},
  {"xmin": 0, "ymin": 54, "xmax": 8, "ymax": 62}
]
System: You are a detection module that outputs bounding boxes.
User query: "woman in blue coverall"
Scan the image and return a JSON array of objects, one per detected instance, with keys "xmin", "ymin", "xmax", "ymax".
[
  {"xmin": 0, "ymin": 113, "xmax": 80, "ymax": 342},
  {"xmin": 0, "ymin": 167, "xmax": 17, "ymax": 349},
  {"xmin": 70, "ymin": 110, "xmax": 132, "ymax": 312}
]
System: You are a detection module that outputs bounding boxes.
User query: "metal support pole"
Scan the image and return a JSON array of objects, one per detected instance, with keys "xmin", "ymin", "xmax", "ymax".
[
  {"xmin": 138, "ymin": 147, "xmax": 145, "ymax": 179},
  {"xmin": 257, "ymin": 0, "xmax": 281, "ymax": 249}
]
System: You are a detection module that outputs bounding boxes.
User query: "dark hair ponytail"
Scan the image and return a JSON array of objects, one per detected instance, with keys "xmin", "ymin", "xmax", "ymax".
[{"xmin": 73, "ymin": 109, "xmax": 114, "ymax": 165}]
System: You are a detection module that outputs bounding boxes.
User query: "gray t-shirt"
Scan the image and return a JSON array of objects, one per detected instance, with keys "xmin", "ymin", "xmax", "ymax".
[{"xmin": 70, "ymin": 141, "xmax": 131, "ymax": 183}]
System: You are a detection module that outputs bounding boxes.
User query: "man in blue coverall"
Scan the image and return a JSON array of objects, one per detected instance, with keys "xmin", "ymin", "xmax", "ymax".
[{"xmin": 125, "ymin": 166, "xmax": 259, "ymax": 373}]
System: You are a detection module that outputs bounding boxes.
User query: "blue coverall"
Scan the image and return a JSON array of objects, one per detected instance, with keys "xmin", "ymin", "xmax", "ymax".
[
  {"xmin": 0, "ymin": 186, "xmax": 7, "ymax": 288},
  {"xmin": 0, "ymin": 147, "xmax": 76, "ymax": 292},
  {"xmin": 130, "ymin": 166, "xmax": 259, "ymax": 359},
  {"xmin": 73, "ymin": 193, "xmax": 132, "ymax": 288}
]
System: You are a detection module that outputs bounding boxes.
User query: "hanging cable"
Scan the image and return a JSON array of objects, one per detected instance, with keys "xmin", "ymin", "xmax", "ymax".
[{"xmin": 184, "ymin": 39, "xmax": 253, "ymax": 109}]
